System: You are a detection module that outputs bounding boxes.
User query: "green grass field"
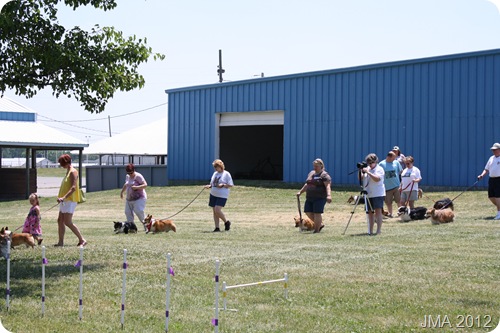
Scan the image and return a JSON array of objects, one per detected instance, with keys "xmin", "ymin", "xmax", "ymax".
[{"xmin": 0, "ymin": 184, "xmax": 498, "ymax": 333}]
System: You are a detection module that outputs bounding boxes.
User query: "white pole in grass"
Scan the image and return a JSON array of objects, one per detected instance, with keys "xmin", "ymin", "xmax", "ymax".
[
  {"xmin": 121, "ymin": 249, "xmax": 127, "ymax": 330},
  {"xmin": 284, "ymin": 273, "xmax": 288, "ymax": 299},
  {"xmin": 6, "ymin": 240, "xmax": 10, "ymax": 311},
  {"xmin": 78, "ymin": 246, "xmax": 84, "ymax": 321},
  {"xmin": 165, "ymin": 252, "xmax": 172, "ymax": 332},
  {"xmin": 213, "ymin": 259, "xmax": 220, "ymax": 333},
  {"xmin": 42, "ymin": 246, "xmax": 47, "ymax": 316}
]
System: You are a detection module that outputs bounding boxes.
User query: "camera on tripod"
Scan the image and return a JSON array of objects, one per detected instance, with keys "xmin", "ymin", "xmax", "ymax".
[{"xmin": 356, "ymin": 161, "xmax": 368, "ymax": 169}]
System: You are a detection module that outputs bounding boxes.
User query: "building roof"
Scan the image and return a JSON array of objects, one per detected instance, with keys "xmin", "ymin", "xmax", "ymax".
[
  {"xmin": 0, "ymin": 96, "xmax": 87, "ymax": 150},
  {"xmin": 82, "ymin": 118, "xmax": 167, "ymax": 155},
  {"xmin": 166, "ymin": 48, "xmax": 500, "ymax": 93},
  {"xmin": 0, "ymin": 120, "xmax": 88, "ymax": 149}
]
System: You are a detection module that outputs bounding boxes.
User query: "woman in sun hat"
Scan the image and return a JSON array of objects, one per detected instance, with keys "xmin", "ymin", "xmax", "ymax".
[
  {"xmin": 392, "ymin": 146, "xmax": 406, "ymax": 169},
  {"xmin": 477, "ymin": 142, "xmax": 500, "ymax": 220}
]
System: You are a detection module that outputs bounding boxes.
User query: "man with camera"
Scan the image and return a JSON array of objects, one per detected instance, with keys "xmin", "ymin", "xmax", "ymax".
[{"xmin": 358, "ymin": 154, "xmax": 386, "ymax": 235}]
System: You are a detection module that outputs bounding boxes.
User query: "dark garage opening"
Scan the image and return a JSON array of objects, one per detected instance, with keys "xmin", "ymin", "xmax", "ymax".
[{"xmin": 220, "ymin": 125, "xmax": 283, "ymax": 180}]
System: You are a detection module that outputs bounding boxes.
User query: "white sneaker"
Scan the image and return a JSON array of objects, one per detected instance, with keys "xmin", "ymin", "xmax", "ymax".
[{"xmin": 494, "ymin": 215, "xmax": 500, "ymax": 220}]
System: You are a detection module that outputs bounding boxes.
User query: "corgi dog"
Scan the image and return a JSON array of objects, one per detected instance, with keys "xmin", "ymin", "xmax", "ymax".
[
  {"xmin": 294, "ymin": 216, "xmax": 314, "ymax": 231},
  {"xmin": 426, "ymin": 208, "xmax": 455, "ymax": 224},
  {"xmin": 144, "ymin": 214, "xmax": 176, "ymax": 234}
]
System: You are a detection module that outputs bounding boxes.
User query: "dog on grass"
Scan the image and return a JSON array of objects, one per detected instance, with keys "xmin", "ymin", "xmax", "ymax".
[
  {"xmin": 0, "ymin": 227, "xmax": 36, "ymax": 259},
  {"xmin": 294, "ymin": 216, "xmax": 315, "ymax": 231},
  {"xmin": 113, "ymin": 221, "xmax": 138, "ymax": 234},
  {"xmin": 144, "ymin": 214, "xmax": 176, "ymax": 234},
  {"xmin": 433, "ymin": 198, "xmax": 454, "ymax": 211},
  {"xmin": 426, "ymin": 208, "xmax": 455, "ymax": 224},
  {"xmin": 397, "ymin": 206, "xmax": 427, "ymax": 222}
]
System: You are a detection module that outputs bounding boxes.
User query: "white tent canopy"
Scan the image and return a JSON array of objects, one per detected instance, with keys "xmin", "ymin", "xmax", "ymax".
[{"xmin": 82, "ymin": 118, "xmax": 167, "ymax": 155}]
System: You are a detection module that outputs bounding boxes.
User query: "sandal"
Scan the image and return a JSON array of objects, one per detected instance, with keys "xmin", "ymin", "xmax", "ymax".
[
  {"xmin": 77, "ymin": 240, "xmax": 87, "ymax": 247},
  {"xmin": 53, "ymin": 243, "xmax": 63, "ymax": 247}
]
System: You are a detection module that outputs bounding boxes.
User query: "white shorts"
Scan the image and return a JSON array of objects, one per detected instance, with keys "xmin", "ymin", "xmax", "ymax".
[{"xmin": 60, "ymin": 201, "xmax": 77, "ymax": 214}]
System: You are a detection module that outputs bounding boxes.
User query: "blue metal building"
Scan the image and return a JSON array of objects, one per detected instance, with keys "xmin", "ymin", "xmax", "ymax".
[{"xmin": 166, "ymin": 49, "xmax": 500, "ymax": 187}]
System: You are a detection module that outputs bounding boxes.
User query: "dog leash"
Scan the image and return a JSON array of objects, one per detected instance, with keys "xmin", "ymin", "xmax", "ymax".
[
  {"xmin": 160, "ymin": 187, "xmax": 206, "ymax": 220},
  {"xmin": 296, "ymin": 194, "xmax": 303, "ymax": 226},
  {"xmin": 443, "ymin": 180, "xmax": 479, "ymax": 208},
  {"xmin": 403, "ymin": 181, "xmax": 415, "ymax": 208}
]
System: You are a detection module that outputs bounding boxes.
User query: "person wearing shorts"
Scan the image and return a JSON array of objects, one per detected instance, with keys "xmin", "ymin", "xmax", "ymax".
[
  {"xmin": 205, "ymin": 159, "xmax": 234, "ymax": 232},
  {"xmin": 359, "ymin": 153, "xmax": 385, "ymax": 235},
  {"xmin": 297, "ymin": 158, "xmax": 332, "ymax": 233},
  {"xmin": 379, "ymin": 151, "xmax": 402, "ymax": 218},
  {"xmin": 399, "ymin": 156, "xmax": 422, "ymax": 209},
  {"xmin": 55, "ymin": 154, "xmax": 87, "ymax": 247},
  {"xmin": 477, "ymin": 142, "xmax": 500, "ymax": 220}
]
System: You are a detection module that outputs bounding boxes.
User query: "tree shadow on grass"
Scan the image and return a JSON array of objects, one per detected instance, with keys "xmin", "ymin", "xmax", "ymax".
[{"xmin": 0, "ymin": 258, "xmax": 106, "ymax": 299}]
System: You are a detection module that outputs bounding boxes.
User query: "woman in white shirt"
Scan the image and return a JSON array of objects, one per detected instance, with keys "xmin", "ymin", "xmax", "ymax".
[
  {"xmin": 359, "ymin": 153, "xmax": 385, "ymax": 235},
  {"xmin": 204, "ymin": 159, "xmax": 234, "ymax": 232},
  {"xmin": 399, "ymin": 156, "xmax": 422, "ymax": 209}
]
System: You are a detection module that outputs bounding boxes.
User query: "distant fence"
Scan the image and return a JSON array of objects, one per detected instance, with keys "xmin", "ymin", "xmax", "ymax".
[{"xmin": 86, "ymin": 165, "xmax": 167, "ymax": 192}]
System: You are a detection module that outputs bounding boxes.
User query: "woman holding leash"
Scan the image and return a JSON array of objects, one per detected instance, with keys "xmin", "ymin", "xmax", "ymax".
[
  {"xmin": 55, "ymin": 154, "xmax": 87, "ymax": 247},
  {"xmin": 399, "ymin": 156, "xmax": 422, "ymax": 209},
  {"xmin": 297, "ymin": 158, "xmax": 332, "ymax": 233},
  {"xmin": 120, "ymin": 163, "xmax": 148, "ymax": 231},
  {"xmin": 205, "ymin": 159, "xmax": 234, "ymax": 232}
]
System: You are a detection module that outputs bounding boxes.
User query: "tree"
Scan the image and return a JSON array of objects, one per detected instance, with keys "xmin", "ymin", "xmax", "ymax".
[{"xmin": 0, "ymin": 0, "xmax": 164, "ymax": 113}]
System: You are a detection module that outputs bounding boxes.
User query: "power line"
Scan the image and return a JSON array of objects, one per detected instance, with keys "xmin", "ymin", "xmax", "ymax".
[
  {"xmin": 37, "ymin": 114, "xmax": 120, "ymax": 135},
  {"xmin": 38, "ymin": 102, "xmax": 168, "ymax": 123}
]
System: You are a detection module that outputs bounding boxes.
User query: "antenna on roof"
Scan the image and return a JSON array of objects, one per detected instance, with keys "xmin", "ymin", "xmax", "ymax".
[{"xmin": 217, "ymin": 49, "xmax": 225, "ymax": 83}]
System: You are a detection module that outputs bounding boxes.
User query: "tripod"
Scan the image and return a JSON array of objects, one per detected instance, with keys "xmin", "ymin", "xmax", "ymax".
[{"xmin": 342, "ymin": 170, "xmax": 374, "ymax": 235}]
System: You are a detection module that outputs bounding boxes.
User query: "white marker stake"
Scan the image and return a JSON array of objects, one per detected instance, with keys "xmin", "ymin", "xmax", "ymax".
[
  {"xmin": 213, "ymin": 259, "xmax": 220, "ymax": 333},
  {"xmin": 78, "ymin": 246, "xmax": 84, "ymax": 320},
  {"xmin": 6, "ymin": 240, "xmax": 10, "ymax": 311},
  {"xmin": 165, "ymin": 253, "xmax": 171, "ymax": 332},
  {"xmin": 121, "ymin": 249, "xmax": 127, "ymax": 329},
  {"xmin": 42, "ymin": 246, "xmax": 47, "ymax": 316}
]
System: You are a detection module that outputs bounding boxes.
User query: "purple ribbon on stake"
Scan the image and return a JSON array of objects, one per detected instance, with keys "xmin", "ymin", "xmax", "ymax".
[
  {"xmin": 74, "ymin": 260, "xmax": 82, "ymax": 268},
  {"xmin": 169, "ymin": 266, "xmax": 175, "ymax": 276},
  {"xmin": 211, "ymin": 318, "xmax": 218, "ymax": 326},
  {"xmin": 123, "ymin": 262, "xmax": 128, "ymax": 269},
  {"xmin": 42, "ymin": 258, "xmax": 48, "ymax": 264}
]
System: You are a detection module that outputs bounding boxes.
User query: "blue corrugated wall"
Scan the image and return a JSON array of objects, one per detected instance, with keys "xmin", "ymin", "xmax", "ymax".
[{"xmin": 167, "ymin": 49, "xmax": 500, "ymax": 187}]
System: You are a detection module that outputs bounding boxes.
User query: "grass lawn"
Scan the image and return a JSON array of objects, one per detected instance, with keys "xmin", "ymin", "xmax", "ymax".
[{"xmin": 0, "ymin": 183, "xmax": 498, "ymax": 332}]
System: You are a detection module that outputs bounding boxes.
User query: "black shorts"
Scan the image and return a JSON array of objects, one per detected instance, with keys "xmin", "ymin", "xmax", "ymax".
[{"xmin": 488, "ymin": 177, "xmax": 500, "ymax": 198}]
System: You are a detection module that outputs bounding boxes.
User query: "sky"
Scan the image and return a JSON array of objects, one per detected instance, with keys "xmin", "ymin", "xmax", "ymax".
[{"xmin": 5, "ymin": 0, "xmax": 500, "ymax": 144}]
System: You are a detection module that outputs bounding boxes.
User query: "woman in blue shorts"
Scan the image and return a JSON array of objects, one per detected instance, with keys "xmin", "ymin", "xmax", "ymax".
[
  {"xmin": 359, "ymin": 153, "xmax": 386, "ymax": 235},
  {"xmin": 205, "ymin": 159, "xmax": 234, "ymax": 232},
  {"xmin": 297, "ymin": 158, "xmax": 332, "ymax": 233}
]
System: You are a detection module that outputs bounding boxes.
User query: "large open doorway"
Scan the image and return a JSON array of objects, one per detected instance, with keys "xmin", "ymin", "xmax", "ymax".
[{"xmin": 217, "ymin": 111, "xmax": 284, "ymax": 180}]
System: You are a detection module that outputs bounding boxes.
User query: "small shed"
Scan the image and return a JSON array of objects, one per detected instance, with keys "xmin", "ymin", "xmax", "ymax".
[{"xmin": 0, "ymin": 97, "xmax": 88, "ymax": 200}]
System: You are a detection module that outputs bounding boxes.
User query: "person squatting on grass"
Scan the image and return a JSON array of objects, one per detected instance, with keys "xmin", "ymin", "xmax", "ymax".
[
  {"xmin": 55, "ymin": 154, "xmax": 87, "ymax": 247},
  {"xmin": 297, "ymin": 158, "xmax": 332, "ymax": 233},
  {"xmin": 399, "ymin": 156, "xmax": 422, "ymax": 209},
  {"xmin": 379, "ymin": 151, "xmax": 403, "ymax": 218},
  {"xmin": 205, "ymin": 159, "xmax": 234, "ymax": 232},
  {"xmin": 23, "ymin": 193, "xmax": 43, "ymax": 245},
  {"xmin": 359, "ymin": 153, "xmax": 385, "ymax": 235},
  {"xmin": 477, "ymin": 142, "xmax": 500, "ymax": 220},
  {"xmin": 120, "ymin": 163, "xmax": 148, "ymax": 230}
]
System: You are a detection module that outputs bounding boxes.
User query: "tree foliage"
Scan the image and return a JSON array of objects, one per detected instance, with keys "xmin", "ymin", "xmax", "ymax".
[{"xmin": 0, "ymin": 0, "xmax": 164, "ymax": 113}]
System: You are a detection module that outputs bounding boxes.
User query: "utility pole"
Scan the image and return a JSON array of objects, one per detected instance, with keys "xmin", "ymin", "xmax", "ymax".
[
  {"xmin": 108, "ymin": 115, "xmax": 112, "ymax": 137},
  {"xmin": 217, "ymin": 49, "xmax": 225, "ymax": 83}
]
